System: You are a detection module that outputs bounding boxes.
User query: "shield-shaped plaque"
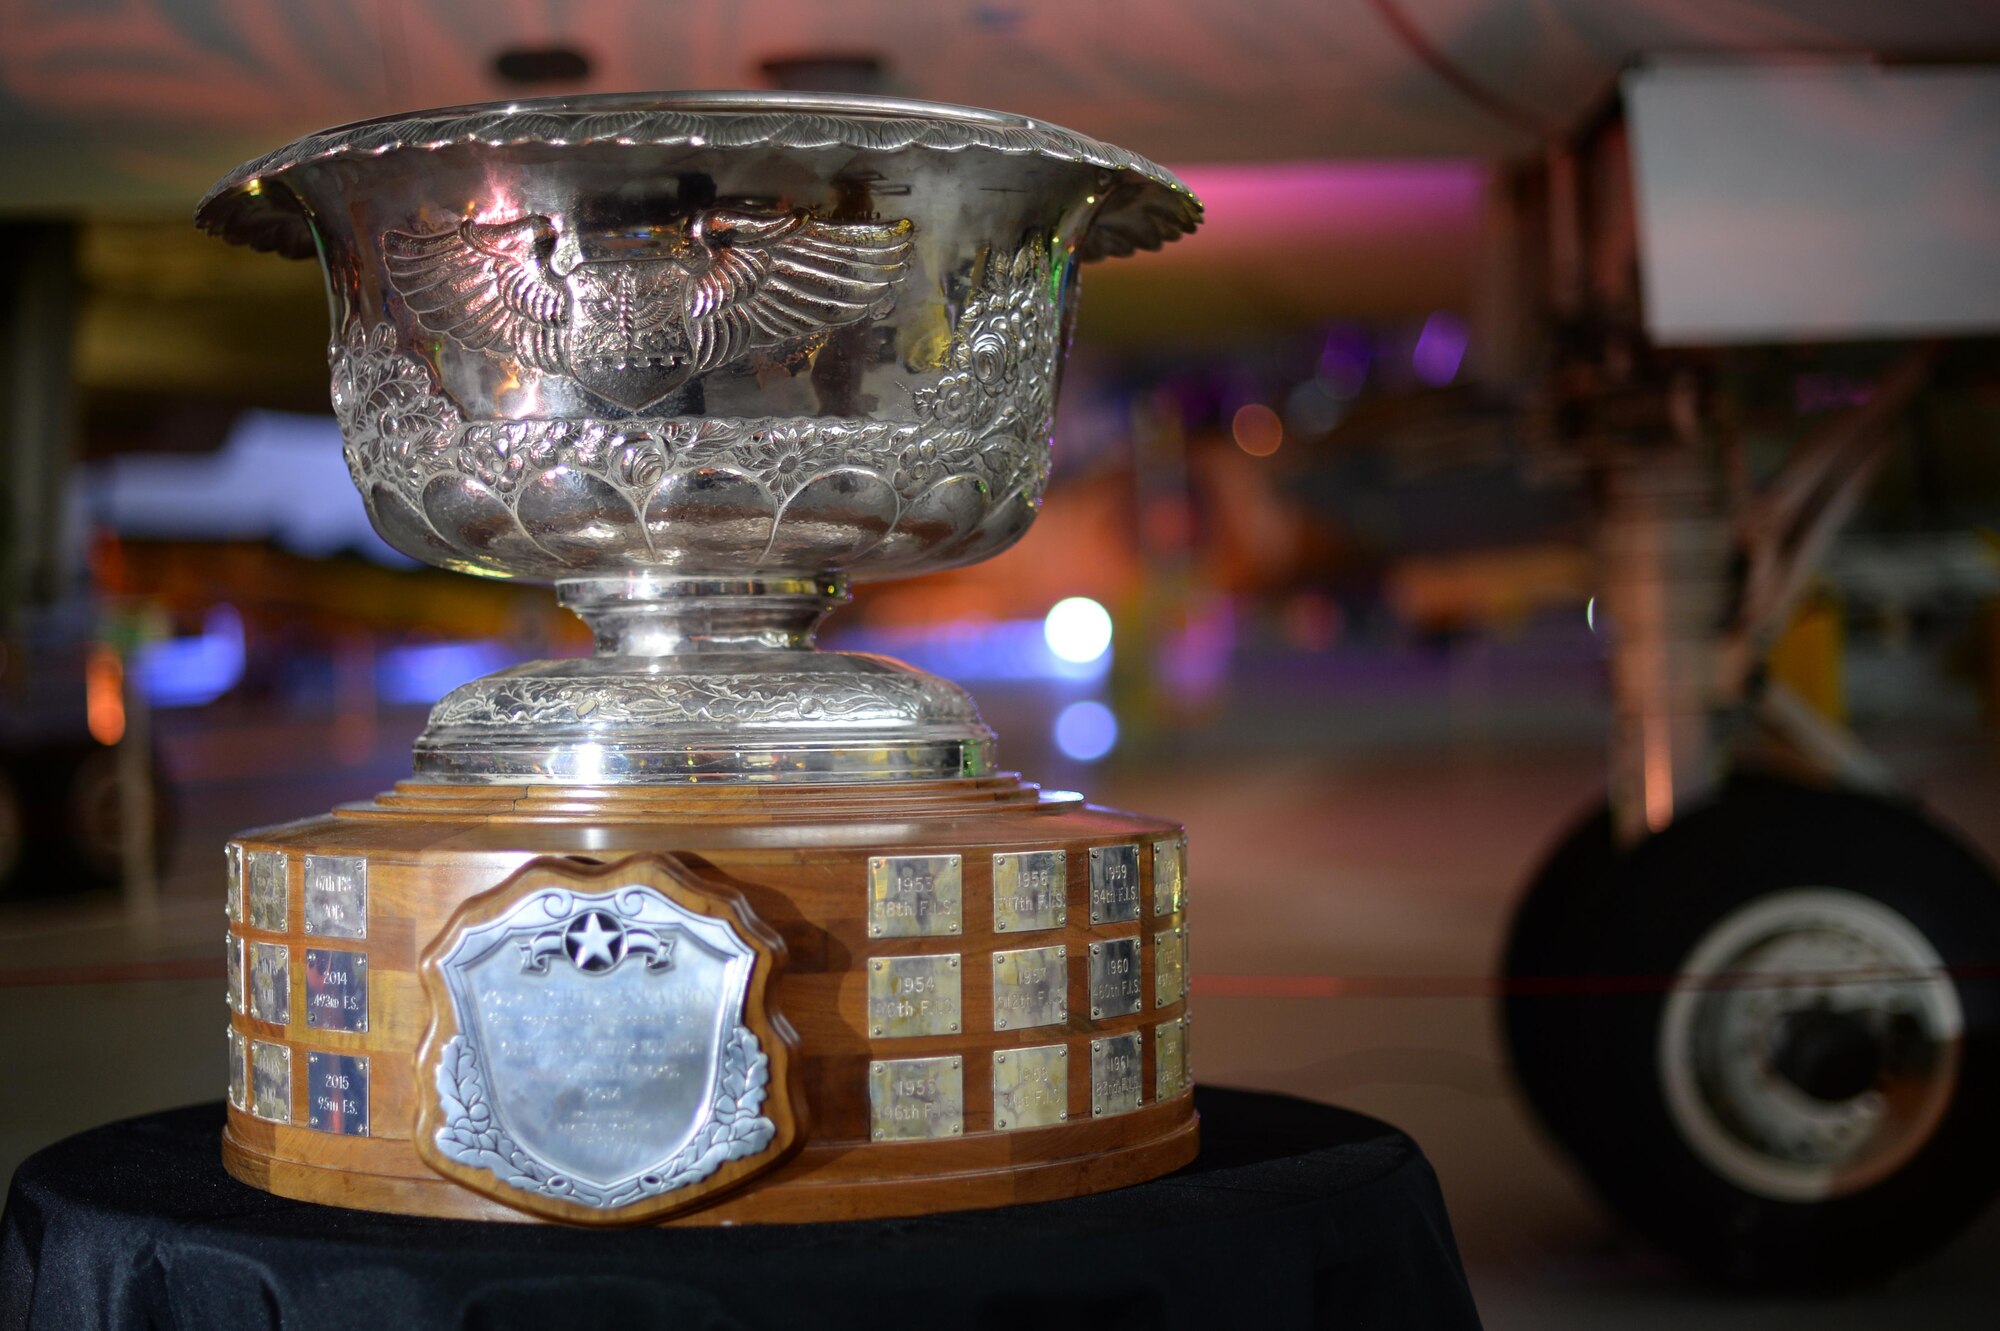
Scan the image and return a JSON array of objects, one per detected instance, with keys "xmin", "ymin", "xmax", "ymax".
[{"xmin": 416, "ymin": 855, "xmax": 800, "ymax": 1224}]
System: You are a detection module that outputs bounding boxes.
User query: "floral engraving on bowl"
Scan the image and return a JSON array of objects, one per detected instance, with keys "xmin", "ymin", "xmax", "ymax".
[
  {"xmin": 426, "ymin": 670, "xmax": 979, "ymax": 733},
  {"xmin": 334, "ymin": 243, "xmax": 1061, "ymax": 578}
]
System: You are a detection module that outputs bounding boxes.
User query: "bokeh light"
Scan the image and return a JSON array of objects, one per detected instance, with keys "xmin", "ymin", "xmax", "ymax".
[
  {"xmin": 1052, "ymin": 700, "xmax": 1119, "ymax": 762},
  {"xmin": 1043, "ymin": 596, "xmax": 1114, "ymax": 664},
  {"xmin": 1231, "ymin": 402, "xmax": 1284, "ymax": 456}
]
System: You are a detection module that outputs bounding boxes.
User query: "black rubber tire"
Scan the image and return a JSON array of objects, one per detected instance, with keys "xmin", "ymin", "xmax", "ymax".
[
  {"xmin": 1506, "ymin": 774, "xmax": 2000, "ymax": 1288},
  {"xmin": 1500, "ymin": 797, "xmax": 1617, "ymax": 1149}
]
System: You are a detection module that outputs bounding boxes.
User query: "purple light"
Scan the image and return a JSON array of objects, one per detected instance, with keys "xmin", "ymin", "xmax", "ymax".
[
  {"xmin": 1053, "ymin": 701, "xmax": 1119, "ymax": 762},
  {"xmin": 1411, "ymin": 312, "xmax": 1469, "ymax": 387}
]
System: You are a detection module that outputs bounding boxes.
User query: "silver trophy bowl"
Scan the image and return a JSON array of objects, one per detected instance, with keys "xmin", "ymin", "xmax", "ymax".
[{"xmin": 199, "ymin": 92, "xmax": 1199, "ymax": 783}]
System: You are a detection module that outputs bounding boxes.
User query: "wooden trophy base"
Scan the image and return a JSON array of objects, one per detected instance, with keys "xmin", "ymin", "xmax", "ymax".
[{"xmin": 220, "ymin": 776, "xmax": 1195, "ymax": 1225}]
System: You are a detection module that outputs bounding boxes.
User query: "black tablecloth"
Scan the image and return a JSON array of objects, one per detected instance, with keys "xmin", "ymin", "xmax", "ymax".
[{"xmin": 1, "ymin": 1087, "xmax": 1479, "ymax": 1331}]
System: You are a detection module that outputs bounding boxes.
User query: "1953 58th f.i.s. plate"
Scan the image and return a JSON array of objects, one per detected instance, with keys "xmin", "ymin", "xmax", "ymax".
[{"xmin": 205, "ymin": 91, "xmax": 1200, "ymax": 1225}]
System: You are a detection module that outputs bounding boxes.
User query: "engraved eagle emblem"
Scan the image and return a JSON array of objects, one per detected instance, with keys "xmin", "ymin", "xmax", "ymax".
[{"xmin": 382, "ymin": 208, "xmax": 915, "ymax": 412}]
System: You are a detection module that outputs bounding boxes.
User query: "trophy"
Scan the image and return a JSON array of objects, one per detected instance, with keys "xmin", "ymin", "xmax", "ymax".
[{"xmin": 203, "ymin": 92, "xmax": 1200, "ymax": 1224}]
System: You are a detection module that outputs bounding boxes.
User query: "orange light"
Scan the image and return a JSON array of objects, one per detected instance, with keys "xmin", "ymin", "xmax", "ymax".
[
  {"xmin": 1231, "ymin": 403, "xmax": 1283, "ymax": 457},
  {"xmin": 85, "ymin": 645, "xmax": 126, "ymax": 746}
]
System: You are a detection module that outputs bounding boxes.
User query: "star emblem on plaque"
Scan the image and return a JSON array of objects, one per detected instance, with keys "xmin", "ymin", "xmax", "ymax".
[
  {"xmin": 416, "ymin": 855, "xmax": 802, "ymax": 1224},
  {"xmin": 383, "ymin": 207, "xmax": 915, "ymax": 412}
]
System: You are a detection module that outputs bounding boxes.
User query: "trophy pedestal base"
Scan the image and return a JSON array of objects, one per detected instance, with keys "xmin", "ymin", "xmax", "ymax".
[{"xmin": 221, "ymin": 776, "xmax": 1196, "ymax": 1225}]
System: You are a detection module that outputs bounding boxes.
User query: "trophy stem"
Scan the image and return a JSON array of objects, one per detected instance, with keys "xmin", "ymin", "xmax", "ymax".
[{"xmin": 557, "ymin": 575, "xmax": 850, "ymax": 659}]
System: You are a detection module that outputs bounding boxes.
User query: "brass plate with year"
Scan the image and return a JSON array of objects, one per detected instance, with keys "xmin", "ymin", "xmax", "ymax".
[
  {"xmin": 1088, "ymin": 844, "xmax": 1141, "ymax": 924},
  {"xmin": 993, "ymin": 849, "xmax": 1066, "ymax": 933},
  {"xmin": 307, "ymin": 1050, "xmax": 370, "ymax": 1135},
  {"xmin": 1154, "ymin": 925, "xmax": 1186, "ymax": 1008},
  {"xmin": 869, "ymin": 1055, "xmax": 964, "ymax": 1141},
  {"xmin": 250, "ymin": 1038, "xmax": 291, "ymax": 1123},
  {"xmin": 305, "ymin": 948, "xmax": 369, "ymax": 1032},
  {"xmin": 992, "ymin": 944, "xmax": 1067, "ymax": 1030},
  {"xmin": 249, "ymin": 941, "xmax": 289, "ymax": 1026},
  {"xmin": 868, "ymin": 953, "xmax": 962, "ymax": 1038},
  {"xmin": 304, "ymin": 854, "xmax": 368, "ymax": 939},
  {"xmin": 1088, "ymin": 936, "xmax": 1142, "ymax": 1019},
  {"xmin": 1152, "ymin": 837, "xmax": 1185, "ymax": 917},
  {"xmin": 993, "ymin": 1043, "xmax": 1068, "ymax": 1130},
  {"xmin": 1091, "ymin": 1031, "xmax": 1144, "ymax": 1117},
  {"xmin": 867, "ymin": 854, "xmax": 963, "ymax": 938},
  {"xmin": 247, "ymin": 850, "xmax": 288, "ymax": 932},
  {"xmin": 1155, "ymin": 1016, "xmax": 1187, "ymax": 1099}
]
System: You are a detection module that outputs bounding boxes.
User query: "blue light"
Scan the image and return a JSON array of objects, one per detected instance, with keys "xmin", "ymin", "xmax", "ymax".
[
  {"xmin": 1053, "ymin": 700, "xmax": 1119, "ymax": 762},
  {"xmin": 134, "ymin": 604, "xmax": 246, "ymax": 707},
  {"xmin": 376, "ymin": 640, "xmax": 519, "ymax": 705},
  {"xmin": 831, "ymin": 618, "xmax": 1108, "ymax": 683}
]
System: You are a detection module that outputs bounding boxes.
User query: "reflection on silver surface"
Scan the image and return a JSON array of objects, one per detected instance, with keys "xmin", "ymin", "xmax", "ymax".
[
  {"xmin": 304, "ymin": 855, "xmax": 367, "ymax": 939},
  {"xmin": 225, "ymin": 932, "xmax": 243, "ymax": 1013},
  {"xmin": 1088, "ymin": 937, "xmax": 1142, "ymax": 1020},
  {"xmin": 992, "ymin": 944, "xmax": 1066, "ymax": 1031},
  {"xmin": 1156, "ymin": 1017, "xmax": 1187, "ymax": 1101},
  {"xmin": 867, "ymin": 854, "xmax": 963, "ymax": 939},
  {"xmin": 868, "ymin": 953, "xmax": 962, "ymax": 1038},
  {"xmin": 993, "ymin": 1043, "xmax": 1068, "ymax": 1131},
  {"xmin": 307, "ymin": 1051, "xmax": 370, "ymax": 1136},
  {"xmin": 247, "ymin": 851, "xmax": 287, "ymax": 931},
  {"xmin": 869, "ymin": 1054, "xmax": 964, "ymax": 1141},
  {"xmin": 1091, "ymin": 1031, "xmax": 1143, "ymax": 1118},
  {"xmin": 993, "ymin": 850, "xmax": 1067, "ymax": 933},
  {"xmin": 200, "ymin": 94, "xmax": 1199, "ymax": 786},
  {"xmin": 432, "ymin": 884, "xmax": 777, "ymax": 1209},
  {"xmin": 227, "ymin": 1027, "xmax": 247, "ymax": 1111},
  {"xmin": 305, "ymin": 948, "xmax": 368, "ymax": 1033},
  {"xmin": 225, "ymin": 843, "xmax": 243, "ymax": 923},
  {"xmin": 1089, "ymin": 844, "xmax": 1141, "ymax": 925},
  {"xmin": 250, "ymin": 1039, "xmax": 291, "ymax": 1123},
  {"xmin": 1151, "ymin": 838, "xmax": 1185, "ymax": 918},
  {"xmin": 249, "ymin": 941, "xmax": 289, "ymax": 1026},
  {"xmin": 1154, "ymin": 926, "xmax": 1186, "ymax": 1009}
]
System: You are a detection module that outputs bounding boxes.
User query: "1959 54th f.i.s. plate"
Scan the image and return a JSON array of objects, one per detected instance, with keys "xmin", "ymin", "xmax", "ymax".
[{"xmin": 205, "ymin": 91, "xmax": 1200, "ymax": 1225}]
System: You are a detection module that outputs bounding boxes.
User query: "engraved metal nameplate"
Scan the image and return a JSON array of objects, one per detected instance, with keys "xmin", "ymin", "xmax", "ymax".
[
  {"xmin": 249, "ymin": 941, "xmax": 289, "ymax": 1026},
  {"xmin": 869, "ymin": 1055, "xmax": 964, "ymax": 1140},
  {"xmin": 305, "ymin": 948, "xmax": 369, "ymax": 1033},
  {"xmin": 1156, "ymin": 1016, "xmax": 1187, "ymax": 1100},
  {"xmin": 1091, "ymin": 1030, "xmax": 1143, "ymax": 1117},
  {"xmin": 227, "ymin": 1027, "xmax": 247, "ymax": 1111},
  {"xmin": 225, "ymin": 932, "xmax": 244, "ymax": 1013},
  {"xmin": 1152, "ymin": 837, "xmax": 1186, "ymax": 917},
  {"xmin": 1154, "ymin": 925, "xmax": 1186, "ymax": 1008},
  {"xmin": 307, "ymin": 1050, "xmax": 370, "ymax": 1135},
  {"xmin": 993, "ymin": 1043, "xmax": 1068, "ymax": 1131},
  {"xmin": 867, "ymin": 853, "xmax": 962, "ymax": 938},
  {"xmin": 1183, "ymin": 1013, "xmax": 1194, "ymax": 1090},
  {"xmin": 225, "ymin": 843, "xmax": 243, "ymax": 922},
  {"xmin": 427, "ymin": 881, "xmax": 781, "ymax": 1213},
  {"xmin": 250, "ymin": 1038, "xmax": 291, "ymax": 1123},
  {"xmin": 992, "ymin": 944, "xmax": 1067, "ymax": 1030},
  {"xmin": 993, "ymin": 849, "xmax": 1066, "ymax": 933},
  {"xmin": 1088, "ymin": 843, "xmax": 1140, "ymax": 924},
  {"xmin": 304, "ymin": 854, "xmax": 367, "ymax": 939},
  {"xmin": 868, "ymin": 953, "xmax": 962, "ymax": 1038},
  {"xmin": 1088, "ymin": 936, "xmax": 1143, "ymax": 1019},
  {"xmin": 246, "ymin": 850, "xmax": 288, "ymax": 932}
]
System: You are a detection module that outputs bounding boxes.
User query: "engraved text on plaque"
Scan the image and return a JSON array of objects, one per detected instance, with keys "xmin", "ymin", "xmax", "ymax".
[
  {"xmin": 867, "ymin": 854, "xmax": 962, "ymax": 938},
  {"xmin": 993, "ymin": 1043, "xmax": 1068, "ymax": 1130},
  {"xmin": 868, "ymin": 953, "xmax": 962, "ymax": 1038},
  {"xmin": 247, "ymin": 850, "xmax": 288, "ymax": 932},
  {"xmin": 1091, "ymin": 1030, "xmax": 1143, "ymax": 1117},
  {"xmin": 1088, "ymin": 936, "xmax": 1142, "ymax": 1019},
  {"xmin": 250, "ymin": 941, "xmax": 290, "ymax": 1026},
  {"xmin": 869, "ymin": 1055, "xmax": 964, "ymax": 1140},
  {"xmin": 993, "ymin": 849, "xmax": 1066, "ymax": 933},
  {"xmin": 304, "ymin": 854, "xmax": 368, "ymax": 939},
  {"xmin": 992, "ymin": 944, "xmax": 1067, "ymax": 1030},
  {"xmin": 251, "ymin": 1038, "xmax": 291, "ymax": 1123},
  {"xmin": 305, "ymin": 948, "xmax": 369, "ymax": 1032},
  {"xmin": 1088, "ymin": 844, "xmax": 1140, "ymax": 924},
  {"xmin": 307, "ymin": 1050, "xmax": 370, "ymax": 1135},
  {"xmin": 1154, "ymin": 925, "xmax": 1186, "ymax": 1008}
]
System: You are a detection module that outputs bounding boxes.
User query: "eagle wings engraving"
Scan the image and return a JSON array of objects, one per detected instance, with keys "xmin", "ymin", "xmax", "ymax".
[{"xmin": 382, "ymin": 208, "xmax": 915, "ymax": 411}]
